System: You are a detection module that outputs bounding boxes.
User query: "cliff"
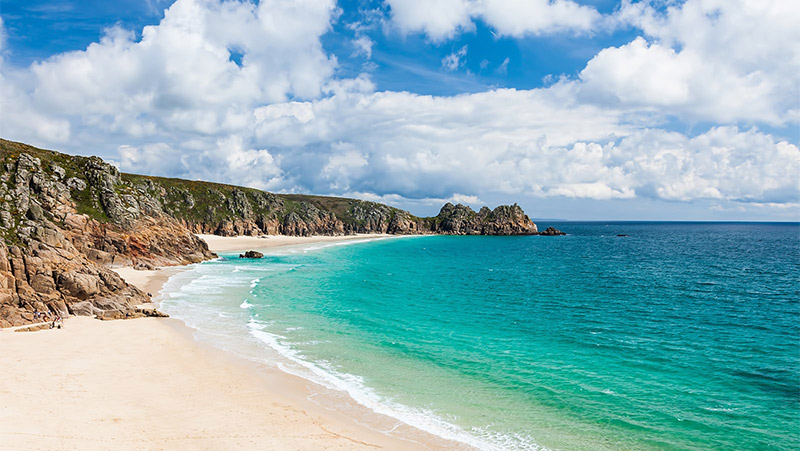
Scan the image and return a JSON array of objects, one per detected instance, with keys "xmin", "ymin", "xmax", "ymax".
[
  {"xmin": 0, "ymin": 138, "xmax": 549, "ymax": 327},
  {"xmin": 431, "ymin": 203, "xmax": 538, "ymax": 235}
]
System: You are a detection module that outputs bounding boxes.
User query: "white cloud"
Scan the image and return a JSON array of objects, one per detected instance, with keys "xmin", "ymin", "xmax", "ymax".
[
  {"xmin": 0, "ymin": 69, "xmax": 72, "ymax": 142},
  {"xmin": 341, "ymin": 191, "xmax": 485, "ymax": 211},
  {"xmin": 580, "ymin": 0, "xmax": 800, "ymax": 124},
  {"xmin": 0, "ymin": 0, "xmax": 338, "ymax": 147},
  {"xmin": 251, "ymin": 89, "xmax": 799, "ymax": 205},
  {"xmin": 386, "ymin": 0, "xmax": 599, "ymax": 40},
  {"xmin": 441, "ymin": 45, "xmax": 468, "ymax": 71},
  {"xmin": 321, "ymin": 143, "xmax": 369, "ymax": 191},
  {"xmin": 118, "ymin": 135, "xmax": 284, "ymax": 191},
  {"xmin": 352, "ymin": 36, "xmax": 374, "ymax": 58},
  {"xmin": 0, "ymin": 16, "xmax": 6, "ymax": 54},
  {"xmin": 478, "ymin": 0, "xmax": 600, "ymax": 37},
  {"xmin": 612, "ymin": 126, "xmax": 800, "ymax": 203},
  {"xmin": 495, "ymin": 57, "xmax": 509, "ymax": 75},
  {"xmin": 387, "ymin": 0, "xmax": 475, "ymax": 41},
  {"xmin": 386, "ymin": 0, "xmax": 798, "ymax": 125}
]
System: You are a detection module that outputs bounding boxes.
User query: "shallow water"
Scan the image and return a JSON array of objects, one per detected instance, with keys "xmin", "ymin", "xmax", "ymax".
[{"xmin": 162, "ymin": 223, "xmax": 800, "ymax": 450}]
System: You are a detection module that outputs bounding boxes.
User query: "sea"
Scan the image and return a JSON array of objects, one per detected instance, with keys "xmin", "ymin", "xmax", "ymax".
[{"xmin": 160, "ymin": 222, "xmax": 799, "ymax": 450}]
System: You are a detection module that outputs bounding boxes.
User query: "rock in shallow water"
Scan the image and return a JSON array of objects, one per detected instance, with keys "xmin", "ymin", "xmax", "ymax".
[
  {"xmin": 239, "ymin": 250, "xmax": 264, "ymax": 259},
  {"xmin": 539, "ymin": 226, "xmax": 566, "ymax": 236}
]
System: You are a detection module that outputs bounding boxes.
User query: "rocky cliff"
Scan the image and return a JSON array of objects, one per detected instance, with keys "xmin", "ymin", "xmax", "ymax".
[
  {"xmin": 0, "ymin": 138, "xmax": 552, "ymax": 327},
  {"xmin": 0, "ymin": 140, "xmax": 217, "ymax": 327},
  {"xmin": 431, "ymin": 203, "xmax": 538, "ymax": 235}
]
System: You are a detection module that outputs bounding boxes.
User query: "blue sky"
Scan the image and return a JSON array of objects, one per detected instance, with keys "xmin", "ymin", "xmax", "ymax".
[
  {"xmin": 2, "ymin": 0, "xmax": 638, "ymax": 93},
  {"xmin": 1, "ymin": 1, "xmax": 167, "ymax": 62},
  {"xmin": 0, "ymin": 0, "xmax": 797, "ymax": 220}
]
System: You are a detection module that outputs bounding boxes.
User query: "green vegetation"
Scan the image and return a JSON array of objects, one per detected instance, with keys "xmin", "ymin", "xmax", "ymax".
[{"xmin": 0, "ymin": 138, "xmax": 429, "ymax": 234}]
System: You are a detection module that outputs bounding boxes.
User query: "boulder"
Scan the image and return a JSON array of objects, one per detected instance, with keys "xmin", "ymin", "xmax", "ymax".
[
  {"xmin": 539, "ymin": 226, "xmax": 566, "ymax": 236},
  {"xmin": 239, "ymin": 250, "xmax": 264, "ymax": 259},
  {"xmin": 66, "ymin": 177, "xmax": 87, "ymax": 191},
  {"xmin": 68, "ymin": 301, "xmax": 97, "ymax": 317},
  {"xmin": 56, "ymin": 272, "xmax": 102, "ymax": 299},
  {"xmin": 96, "ymin": 309, "xmax": 125, "ymax": 320}
]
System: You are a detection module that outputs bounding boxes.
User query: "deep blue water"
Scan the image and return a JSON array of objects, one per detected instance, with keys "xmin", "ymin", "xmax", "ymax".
[{"xmin": 163, "ymin": 222, "xmax": 800, "ymax": 450}]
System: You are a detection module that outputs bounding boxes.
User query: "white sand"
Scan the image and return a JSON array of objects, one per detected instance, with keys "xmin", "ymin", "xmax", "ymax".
[
  {"xmin": 197, "ymin": 233, "xmax": 392, "ymax": 253},
  {"xmin": 1, "ymin": 234, "xmax": 465, "ymax": 450},
  {"xmin": 113, "ymin": 266, "xmax": 181, "ymax": 296}
]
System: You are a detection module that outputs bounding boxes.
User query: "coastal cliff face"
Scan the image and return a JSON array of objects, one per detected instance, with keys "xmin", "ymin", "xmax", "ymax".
[
  {"xmin": 0, "ymin": 138, "xmax": 546, "ymax": 326},
  {"xmin": 432, "ymin": 203, "xmax": 538, "ymax": 235},
  {"xmin": 0, "ymin": 141, "xmax": 217, "ymax": 327}
]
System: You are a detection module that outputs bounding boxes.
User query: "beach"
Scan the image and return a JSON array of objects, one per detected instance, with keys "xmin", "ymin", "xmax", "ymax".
[
  {"xmin": 195, "ymin": 233, "xmax": 394, "ymax": 252},
  {"xmin": 0, "ymin": 234, "xmax": 462, "ymax": 450}
]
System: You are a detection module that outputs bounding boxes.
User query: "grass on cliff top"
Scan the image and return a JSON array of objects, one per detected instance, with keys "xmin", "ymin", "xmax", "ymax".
[
  {"xmin": 0, "ymin": 139, "xmax": 87, "ymax": 177},
  {"xmin": 123, "ymin": 174, "xmax": 424, "ymax": 225},
  {"xmin": 0, "ymin": 138, "xmax": 111, "ymax": 223},
  {"xmin": 0, "ymin": 138, "xmax": 431, "ymax": 227}
]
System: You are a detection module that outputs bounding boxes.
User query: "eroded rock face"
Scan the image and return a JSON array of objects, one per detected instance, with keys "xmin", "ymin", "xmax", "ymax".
[
  {"xmin": 432, "ymin": 203, "xmax": 539, "ymax": 235},
  {"xmin": 0, "ymin": 145, "xmax": 217, "ymax": 327},
  {"xmin": 0, "ymin": 238, "xmax": 151, "ymax": 328}
]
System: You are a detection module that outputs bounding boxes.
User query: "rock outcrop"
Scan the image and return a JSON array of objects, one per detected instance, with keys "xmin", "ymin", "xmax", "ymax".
[
  {"xmin": 431, "ymin": 203, "xmax": 538, "ymax": 235},
  {"xmin": 0, "ymin": 140, "xmax": 216, "ymax": 327},
  {"xmin": 239, "ymin": 251, "xmax": 264, "ymax": 259},
  {"xmin": 539, "ymin": 227, "xmax": 566, "ymax": 236}
]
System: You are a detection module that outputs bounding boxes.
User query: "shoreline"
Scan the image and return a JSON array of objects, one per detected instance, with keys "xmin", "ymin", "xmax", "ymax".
[
  {"xmin": 1, "ymin": 234, "xmax": 463, "ymax": 450},
  {"xmin": 196, "ymin": 233, "xmax": 398, "ymax": 253}
]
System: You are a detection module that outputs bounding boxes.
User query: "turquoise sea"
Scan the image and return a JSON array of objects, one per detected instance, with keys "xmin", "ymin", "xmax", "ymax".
[{"xmin": 161, "ymin": 222, "xmax": 800, "ymax": 450}]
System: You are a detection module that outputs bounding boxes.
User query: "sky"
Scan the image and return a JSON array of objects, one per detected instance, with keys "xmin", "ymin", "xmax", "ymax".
[{"xmin": 0, "ymin": 0, "xmax": 797, "ymax": 221}]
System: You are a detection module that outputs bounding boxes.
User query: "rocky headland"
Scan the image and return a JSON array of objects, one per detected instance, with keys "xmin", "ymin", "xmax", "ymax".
[{"xmin": 0, "ymin": 138, "xmax": 562, "ymax": 327}]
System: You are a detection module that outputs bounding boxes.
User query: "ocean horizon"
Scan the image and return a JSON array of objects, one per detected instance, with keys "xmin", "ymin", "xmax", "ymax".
[{"xmin": 161, "ymin": 221, "xmax": 800, "ymax": 450}]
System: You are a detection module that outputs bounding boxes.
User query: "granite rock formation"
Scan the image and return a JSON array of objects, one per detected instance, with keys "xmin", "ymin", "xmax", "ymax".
[
  {"xmin": 539, "ymin": 226, "xmax": 566, "ymax": 236},
  {"xmin": 431, "ymin": 203, "xmax": 538, "ymax": 235},
  {"xmin": 239, "ymin": 251, "xmax": 264, "ymax": 259},
  {"xmin": 0, "ymin": 140, "xmax": 215, "ymax": 327}
]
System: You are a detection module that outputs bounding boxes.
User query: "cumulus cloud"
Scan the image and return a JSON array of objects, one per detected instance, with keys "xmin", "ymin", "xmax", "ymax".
[
  {"xmin": 580, "ymin": 0, "xmax": 800, "ymax": 124},
  {"xmin": 478, "ymin": 0, "xmax": 600, "ymax": 37},
  {"xmin": 0, "ymin": 69, "xmax": 71, "ymax": 143},
  {"xmin": 249, "ymin": 89, "xmax": 798, "ymax": 205},
  {"xmin": 118, "ymin": 135, "xmax": 284, "ymax": 191},
  {"xmin": 610, "ymin": 126, "xmax": 800, "ymax": 203},
  {"xmin": 386, "ymin": 0, "xmax": 600, "ymax": 40},
  {"xmin": 0, "ymin": 0, "xmax": 338, "ymax": 146},
  {"xmin": 386, "ymin": 0, "xmax": 798, "ymax": 125},
  {"xmin": 387, "ymin": 0, "xmax": 475, "ymax": 41}
]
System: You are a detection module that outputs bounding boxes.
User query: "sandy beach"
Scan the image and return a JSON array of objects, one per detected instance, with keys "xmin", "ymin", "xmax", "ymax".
[
  {"xmin": 196, "ymin": 233, "xmax": 393, "ymax": 253},
  {"xmin": 0, "ymin": 234, "xmax": 463, "ymax": 450}
]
